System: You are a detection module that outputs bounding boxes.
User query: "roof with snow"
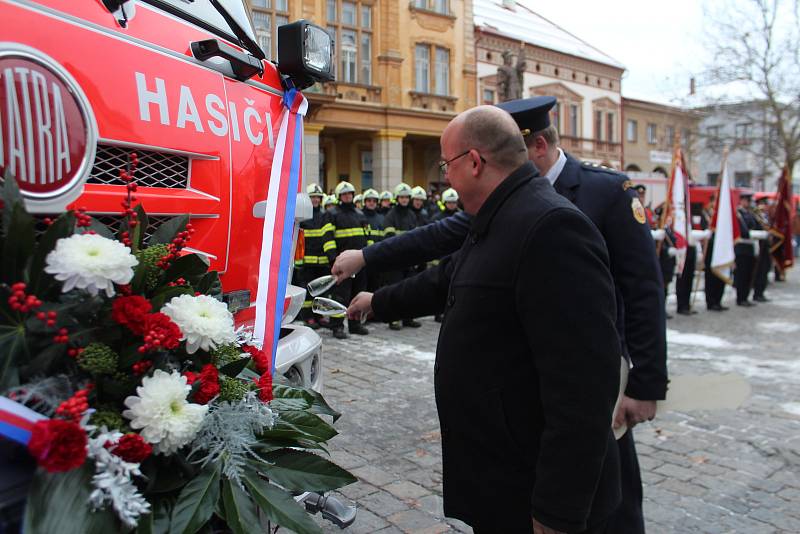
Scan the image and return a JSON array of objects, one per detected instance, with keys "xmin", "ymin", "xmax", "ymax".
[{"xmin": 474, "ymin": 0, "xmax": 625, "ymax": 70}]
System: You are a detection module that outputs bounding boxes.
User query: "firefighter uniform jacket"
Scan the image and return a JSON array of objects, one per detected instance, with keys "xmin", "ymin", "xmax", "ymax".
[
  {"xmin": 383, "ymin": 203, "xmax": 418, "ymax": 239},
  {"xmin": 299, "ymin": 205, "xmax": 328, "ymax": 267},
  {"xmin": 322, "ymin": 202, "xmax": 369, "ymax": 263},
  {"xmin": 372, "ymin": 163, "xmax": 622, "ymax": 532},
  {"xmin": 363, "ymin": 207, "xmax": 385, "ymax": 246},
  {"xmin": 735, "ymin": 207, "xmax": 762, "ymax": 257},
  {"xmin": 433, "ymin": 208, "xmax": 460, "ymax": 222}
]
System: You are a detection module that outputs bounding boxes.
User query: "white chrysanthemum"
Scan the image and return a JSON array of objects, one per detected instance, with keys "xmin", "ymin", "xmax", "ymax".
[
  {"xmin": 44, "ymin": 233, "xmax": 138, "ymax": 297},
  {"xmin": 161, "ymin": 294, "xmax": 235, "ymax": 354},
  {"xmin": 122, "ymin": 370, "xmax": 207, "ymax": 455}
]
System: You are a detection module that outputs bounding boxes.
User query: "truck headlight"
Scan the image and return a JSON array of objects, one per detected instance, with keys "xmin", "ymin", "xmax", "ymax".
[{"xmin": 278, "ymin": 20, "xmax": 334, "ymax": 89}]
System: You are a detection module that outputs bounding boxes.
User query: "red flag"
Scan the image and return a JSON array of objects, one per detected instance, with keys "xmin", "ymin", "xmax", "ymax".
[{"xmin": 770, "ymin": 166, "xmax": 795, "ymax": 274}]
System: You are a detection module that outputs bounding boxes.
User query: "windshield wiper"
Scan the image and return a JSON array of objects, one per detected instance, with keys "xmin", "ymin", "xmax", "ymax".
[{"xmin": 208, "ymin": 0, "xmax": 266, "ymax": 60}]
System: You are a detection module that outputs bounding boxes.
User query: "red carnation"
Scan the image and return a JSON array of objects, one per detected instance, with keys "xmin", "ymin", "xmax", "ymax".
[
  {"xmin": 255, "ymin": 370, "xmax": 273, "ymax": 403},
  {"xmin": 193, "ymin": 364, "xmax": 220, "ymax": 404},
  {"xmin": 183, "ymin": 370, "xmax": 199, "ymax": 385},
  {"xmin": 28, "ymin": 419, "xmax": 87, "ymax": 473},
  {"xmin": 243, "ymin": 345, "xmax": 269, "ymax": 374},
  {"xmin": 112, "ymin": 295, "xmax": 152, "ymax": 335},
  {"xmin": 106, "ymin": 433, "xmax": 152, "ymax": 463},
  {"xmin": 138, "ymin": 312, "xmax": 182, "ymax": 353}
]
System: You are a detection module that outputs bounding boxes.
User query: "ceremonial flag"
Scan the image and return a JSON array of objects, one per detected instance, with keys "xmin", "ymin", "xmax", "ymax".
[
  {"xmin": 710, "ymin": 157, "xmax": 740, "ymax": 283},
  {"xmin": 770, "ymin": 165, "xmax": 795, "ymax": 274},
  {"xmin": 666, "ymin": 147, "xmax": 691, "ymax": 274}
]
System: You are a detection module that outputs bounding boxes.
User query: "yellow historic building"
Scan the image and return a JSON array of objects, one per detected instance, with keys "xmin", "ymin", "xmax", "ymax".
[{"xmin": 247, "ymin": 0, "xmax": 477, "ymax": 193}]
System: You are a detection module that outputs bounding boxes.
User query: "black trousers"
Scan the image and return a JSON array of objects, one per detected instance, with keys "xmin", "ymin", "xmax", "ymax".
[
  {"xmin": 734, "ymin": 253, "xmax": 755, "ymax": 304},
  {"xmin": 753, "ymin": 242, "xmax": 771, "ymax": 297},
  {"xmin": 330, "ymin": 268, "xmax": 366, "ymax": 327},
  {"xmin": 675, "ymin": 246, "xmax": 696, "ymax": 311},
  {"xmin": 605, "ymin": 429, "xmax": 645, "ymax": 534}
]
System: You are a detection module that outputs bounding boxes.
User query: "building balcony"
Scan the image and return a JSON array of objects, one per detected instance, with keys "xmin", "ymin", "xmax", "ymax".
[
  {"xmin": 560, "ymin": 135, "xmax": 622, "ymax": 164},
  {"xmin": 306, "ymin": 81, "xmax": 383, "ymax": 104},
  {"xmin": 408, "ymin": 91, "xmax": 458, "ymax": 113}
]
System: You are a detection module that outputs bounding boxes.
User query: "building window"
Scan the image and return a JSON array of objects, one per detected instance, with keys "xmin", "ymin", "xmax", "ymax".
[
  {"xmin": 681, "ymin": 128, "xmax": 690, "ymax": 148},
  {"xmin": 734, "ymin": 171, "xmax": 752, "ymax": 187},
  {"xmin": 626, "ymin": 119, "xmax": 638, "ymax": 142},
  {"xmin": 327, "ymin": 0, "xmax": 372, "ymax": 85},
  {"xmin": 665, "ymin": 126, "xmax": 675, "ymax": 147},
  {"xmin": 434, "ymin": 47, "xmax": 450, "ymax": 96},
  {"xmin": 569, "ymin": 104, "xmax": 579, "ymax": 137},
  {"xmin": 251, "ymin": 0, "xmax": 290, "ymax": 59},
  {"xmin": 736, "ymin": 123, "xmax": 751, "ymax": 144},
  {"xmin": 706, "ymin": 125, "xmax": 721, "ymax": 148},
  {"xmin": 647, "ymin": 123, "xmax": 657, "ymax": 144},
  {"xmin": 606, "ymin": 112, "xmax": 615, "ymax": 142},
  {"xmin": 595, "ymin": 110, "xmax": 603, "ymax": 141},
  {"xmin": 415, "ymin": 44, "xmax": 430, "ymax": 93},
  {"xmin": 413, "ymin": 0, "xmax": 449, "ymax": 14},
  {"xmin": 552, "ymin": 103, "xmax": 561, "ymax": 133},
  {"xmin": 706, "ymin": 172, "xmax": 719, "ymax": 186},
  {"xmin": 483, "ymin": 89, "xmax": 495, "ymax": 104}
]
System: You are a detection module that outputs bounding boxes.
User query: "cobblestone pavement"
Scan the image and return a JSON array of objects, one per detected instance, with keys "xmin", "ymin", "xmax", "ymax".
[{"xmin": 309, "ymin": 274, "xmax": 800, "ymax": 534}]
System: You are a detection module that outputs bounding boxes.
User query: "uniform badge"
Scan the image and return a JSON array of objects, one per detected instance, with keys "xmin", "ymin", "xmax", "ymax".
[{"xmin": 631, "ymin": 197, "xmax": 647, "ymax": 224}]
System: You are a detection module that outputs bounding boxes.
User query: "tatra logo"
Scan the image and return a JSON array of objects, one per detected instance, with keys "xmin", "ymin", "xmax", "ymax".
[{"xmin": 0, "ymin": 45, "xmax": 96, "ymax": 212}]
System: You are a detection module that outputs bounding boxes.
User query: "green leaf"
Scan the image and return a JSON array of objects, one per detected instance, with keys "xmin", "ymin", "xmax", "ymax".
[
  {"xmin": 1, "ymin": 166, "xmax": 23, "ymax": 235},
  {"xmin": 23, "ymin": 465, "xmax": 119, "ymax": 534},
  {"xmin": 163, "ymin": 254, "xmax": 209, "ymax": 284},
  {"xmin": 195, "ymin": 271, "xmax": 222, "ymax": 298},
  {"xmin": 269, "ymin": 397, "xmax": 312, "ymax": 412},
  {"xmin": 218, "ymin": 357, "xmax": 251, "ymax": 379},
  {"xmin": 2, "ymin": 202, "xmax": 36, "ymax": 282},
  {"xmin": 136, "ymin": 496, "xmax": 175, "ymax": 534},
  {"xmin": 86, "ymin": 216, "xmax": 115, "ymax": 239},
  {"xmin": 121, "ymin": 204, "xmax": 148, "ymax": 252},
  {"xmin": 308, "ymin": 389, "xmax": 342, "ymax": 423},
  {"xmin": 244, "ymin": 471, "xmax": 323, "ymax": 534},
  {"xmin": 0, "ymin": 324, "xmax": 27, "ymax": 391},
  {"xmin": 272, "ymin": 384, "xmax": 315, "ymax": 403},
  {"xmin": 29, "ymin": 212, "xmax": 76, "ymax": 294},
  {"xmin": 170, "ymin": 462, "xmax": 221, "ymax": 534},
  {"xmin": 21, "ymin": 343, "xmax": 65, "ymax": 379},
  {"xmin": 150, "ymin": 215, "xmax": 189, "ymax": 246},
  {"xmin": 257, "ymin": 449, "xmax": 356, "ymax": 492},
  {"xmin": 149, "ymin": 285, "xmax": 194, "ymax": 311},
  {"xmin": 253, "ymin": 438, "xmax": 329, "ymax": 454},
  {"xmin": 262, "ymin": 411, "xmax": 337, "ymax": 443},
  {"xmin": 222, "ymin": 479, "xmax": 262, "ymax": 534}
]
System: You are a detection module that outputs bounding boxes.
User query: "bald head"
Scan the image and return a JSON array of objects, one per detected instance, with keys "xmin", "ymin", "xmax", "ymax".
[{"xmin": 448, "ymin": 106, "xmax": 528, "ymax": 171}]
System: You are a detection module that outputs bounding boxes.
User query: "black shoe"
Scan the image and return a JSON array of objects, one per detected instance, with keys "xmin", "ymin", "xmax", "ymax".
[
  {"xmin": 737, "ymin": 300, "xmax": 756, "ymax": 307},
  {"xmin": 389, "ymin": 321, "xmax": 402, "ymax": 331},
  {"xmin": 402, "ymin": 319, "xmax": 422, "ymax": 328},
  {"xmin": 332, "ymin": 327, "xmax": 348, "ymax": 339},
  {"xmin": 349, "ymin": 323, "xmax": 369, "ymax": 335},
  {"xmin": 666, "ymin": 313, "xmax": 674, "ymax": 319},
  {"xmin": 707, "ymin": 304, "xmax": 726, "ymax": 311},
  {"xmin": 753, "ymin": 295, "xmax": 770, "ymax": 303},
  {"xmin": 676, "ymin": 308, "xmax": 697, "ymax": 316}
]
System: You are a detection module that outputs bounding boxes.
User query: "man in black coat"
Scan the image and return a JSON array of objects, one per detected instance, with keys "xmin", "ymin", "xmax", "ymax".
[
  {"xmin": 348, "ymin": 106, "xmax": 622, "ymax": 533},
  {"xmin": 334, "ymin": 97, "xmax": 667, "ymax": 534},
  {"xmin": 734, "ymin": 193, "xmax": 761, "ymax": 307}
]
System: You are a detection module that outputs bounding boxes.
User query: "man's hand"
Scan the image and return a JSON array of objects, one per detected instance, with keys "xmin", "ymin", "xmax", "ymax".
[
  {"xmin": 347, "ymin": 291, "xmax": 373, "ymax": 322},
  {"xmin": 332, "ymin": 250, "xmax": 366, "ymax": 283},
  {"xmin": 532, "ymin": 518, "xmax": 566, "ymax": 534},
  {"xmin": 613, "ymin": 395, "xmax": 657, "ymax": 430}
]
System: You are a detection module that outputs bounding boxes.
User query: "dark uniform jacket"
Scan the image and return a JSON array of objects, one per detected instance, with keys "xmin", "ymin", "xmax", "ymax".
[
  {"xmin": 412, "ymin": 206, "xmax": 430, "ymax": 226},
  {"xmin": 321, "ymin": 202, "xmax": 369, "ymax": 264},
  {"xmin": 364, "ymin": 154, "xmax": 668, "ymax": 400},
  {"xmin": 373, "ymin": 163, "xmax": 622, "ymax": 532},
  {"xmin": 735, "ymin": 207, "xmax": 762, "ymax": 257},
  {"xmin": 432, "ymin": 207, "xmax": 460, "ymax": 222},
  {"xmin": 383, "ymin": 203, "xmax": 418, "ymax": 238},
  {"xmin": 299, "ymin": 205, "xmax": 328, "ymax": 267},
  {"xmin": 363, "ymin": 207, "xmax": 385, "ymax": 245}
]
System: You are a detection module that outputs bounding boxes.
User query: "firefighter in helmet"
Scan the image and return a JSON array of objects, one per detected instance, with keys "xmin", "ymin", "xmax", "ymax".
[
  {"xmin": 382, "ymin": 183, "xmax": 422, "ymax": 330},
  {"xmin": 410, "ymin": 186, "xmax": 430, "ymax": 226},
  {"xmin": 323, "ymin": 194, "xmax": 337, "ymax": 211},
  {"xmin": 362, "ymin": 188, "xmax": 385, "ymax": 292},
  {"xmin": 433, "ymin": 188, "xmax": 460, "ymax": 222},
  {"xmin": 295, "ymin": 183, "xmax": 327, "ymax": 329},
  {"xmin": 321, "ymin": 181, "xmax": 370, "ymax": 338},
  {"xmin": 379, "ymin": 191, "xmax": 393, "ymax": 214}
]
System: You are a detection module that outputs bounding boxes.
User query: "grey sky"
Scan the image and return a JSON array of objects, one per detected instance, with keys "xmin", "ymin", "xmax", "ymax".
[{"xmin": 522, "ymin": 0, "xmax": 708, "ymax": 104}]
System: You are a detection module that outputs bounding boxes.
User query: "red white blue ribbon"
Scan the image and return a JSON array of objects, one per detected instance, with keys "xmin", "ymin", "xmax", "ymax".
[
  {"xmin": 0, "ymin": 396, "xmax": 46, "ymax": 445},
  {"xmin": 253, "ymin": 81, "xmax": 308, "ymax": 372}
]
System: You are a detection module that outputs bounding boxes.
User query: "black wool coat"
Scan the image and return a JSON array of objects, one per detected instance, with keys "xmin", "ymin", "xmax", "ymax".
[{"xmin": 373, "ymin": 163, "xmax": 622, "ymax": 533}]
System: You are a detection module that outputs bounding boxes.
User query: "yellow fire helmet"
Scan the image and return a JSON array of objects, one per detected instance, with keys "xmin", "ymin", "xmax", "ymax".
[
  {"xmin": 394, "ymin": 183, "xmax": 412, "ymax": 198},
  {"xmin": 334, "ymin": 181, "xmax": 356, "ymax": 197},
  {"xmin": 306, "ymin": 183, "xmax": 324, "ymax": 197},
  {"xmin": 411, "ymin": 186, "xmax": 427, "ymax": 200},
  {"xmin": 363, "ymin": 188, "xmax": 380, "ymax": 200},
  {"xmin": 442, "ymin": 187, "xmax": 459, "ymax": 203}
]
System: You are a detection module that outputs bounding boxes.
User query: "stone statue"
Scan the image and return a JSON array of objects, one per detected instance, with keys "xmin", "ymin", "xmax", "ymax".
[{"xmin": 496, "ymin": 47, "xmax": 526, "ymax": 102}]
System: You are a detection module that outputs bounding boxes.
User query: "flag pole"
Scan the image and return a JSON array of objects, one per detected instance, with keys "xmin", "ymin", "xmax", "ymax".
[{"xmin": 657, "ymin": 134, "xmax": 681, "ymax": 256}]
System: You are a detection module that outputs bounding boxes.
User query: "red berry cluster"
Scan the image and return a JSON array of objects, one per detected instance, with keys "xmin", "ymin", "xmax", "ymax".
[
  {"xmin": 42, "ymin": 217, "xmax": 54, "ymax": 226},
  {"xmin": 53, "ymin": 327, "xmax": 69, "ymax": 344},
  {"xmin": 132, "ymin": 360, "xmax": 153, "ymax": 375},
  {"xmin": 7, "ymin": 282, "xmax": 42, "ymax": 313},
  {"xmin": 119, "ymin": 153, "xmax": 140, "ymax": 247},
  {"xmin": 157, "ymin": 224, "xmax": 195, "ymax": 270},
  {"xmin": 67, "ymin": 347, "xmax": 85, "ymax": 359},
  {"xmin": 168, "ymin": 277, "xmax": 188, "ymax": 287},
  {"xmin": 55, "ymin": 385, "xmax": 93, "ymax": 422},
  {"xmin": 106, "ymin": 433, "xmax": 152, "ymax": 464},
  {"xmin": 137, "ymin": 312, "xmax": 181, "ymax": 354},
  {"xmin": 73, "ymin": 206, "xmax": 92, "ymax": 228},
  {"xmin": 35, "ymin": 310, "xmax": 58, "ymax": 327}
]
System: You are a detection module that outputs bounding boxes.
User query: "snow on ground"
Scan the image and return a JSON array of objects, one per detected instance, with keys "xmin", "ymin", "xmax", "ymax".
[{"xmin": 758, "ymin": 321, "xmax": 800, "ymax": 333}]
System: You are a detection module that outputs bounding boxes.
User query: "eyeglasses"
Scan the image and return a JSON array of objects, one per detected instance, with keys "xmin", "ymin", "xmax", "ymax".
[{"xmin": 438, "ymin": 150, "xmax": 486, "ymax": 175}]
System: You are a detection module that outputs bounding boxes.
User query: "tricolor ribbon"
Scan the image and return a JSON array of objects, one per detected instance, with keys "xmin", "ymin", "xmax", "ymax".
[
  {"xmin": 0, "ymin": 396, "xmax": 46, "ymax": 445},
  {"xmin": 253, "ymin": 81, "xmax": 308, "ymax": 372}
]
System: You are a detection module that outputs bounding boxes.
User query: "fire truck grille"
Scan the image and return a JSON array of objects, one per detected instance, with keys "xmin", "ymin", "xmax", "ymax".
[{"xmin": 88, "ymin": 144, "xmax": 189, "ymax": 189}]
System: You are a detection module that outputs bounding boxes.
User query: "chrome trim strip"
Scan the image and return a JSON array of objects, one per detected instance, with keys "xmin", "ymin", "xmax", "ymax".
[{"xmin": 97, "ymin": 137, "xmax": 220, "ymax": 161}]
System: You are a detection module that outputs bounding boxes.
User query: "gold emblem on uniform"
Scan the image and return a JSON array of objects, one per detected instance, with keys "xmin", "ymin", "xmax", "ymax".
[
  {"xmin": 631, "ymin": 197, "xmax": 647, "ymax": 224},
  {"xmin": 622, "ymin": 180, "xmax": 634, "ymax": 191}
]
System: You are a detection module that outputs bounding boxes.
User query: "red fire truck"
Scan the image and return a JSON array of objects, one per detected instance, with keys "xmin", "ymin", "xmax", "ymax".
[{"xmin": 0, "ymin": 0, "xmax": 333, "ymax": 390}]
